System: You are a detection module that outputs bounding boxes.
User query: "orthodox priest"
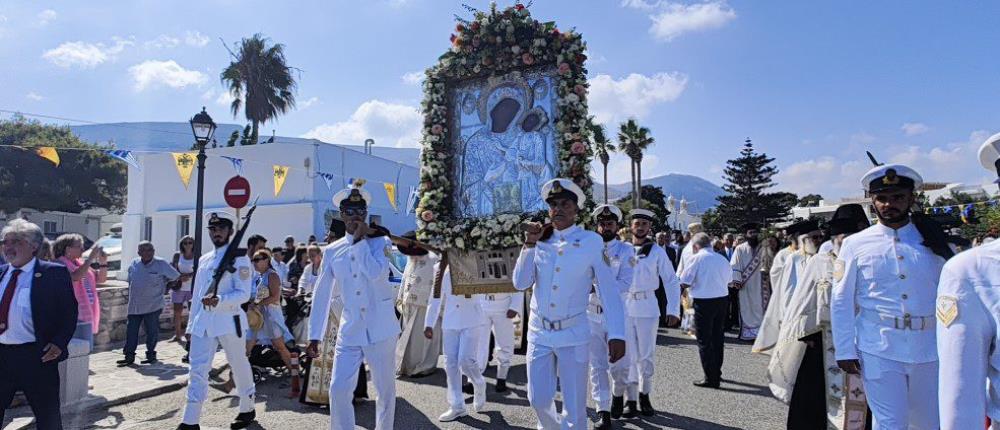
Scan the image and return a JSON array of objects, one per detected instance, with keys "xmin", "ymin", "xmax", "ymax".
[
  {"xmin": 766, "ymin": 205, "xmax": 870, "ymax": 429},
  {"xmin": 395, "ymin": 231, "xmax": 441, "ymax": 378},
  {"xmin": 730, "ymin": 223, "xmax": 766, "ymax": 341}
]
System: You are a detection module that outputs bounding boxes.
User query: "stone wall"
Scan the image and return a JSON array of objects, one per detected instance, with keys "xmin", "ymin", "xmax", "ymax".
[{"xmin": 95, "ymin": 281, "xmax": 178, "ymax": 352}]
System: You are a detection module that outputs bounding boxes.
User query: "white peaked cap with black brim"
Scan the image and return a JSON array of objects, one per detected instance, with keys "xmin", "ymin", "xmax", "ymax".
[
  {"xmin": 630, "ymin": 208, "xmax": 656, "ymax": 221},
  {"xmin": 592, "ymin": 204, "xmax": 624, "ymax": 222},
  {"xmin": 333, "ymin": 179, "xmax": 373, "ymax": 207},
  {"xmin": 861, "ymin": 163, "xmax": 923, "ymax": 193},
  {"xmin": 541, "ymin": 178, "xmax": 586, "ymax": 208}
]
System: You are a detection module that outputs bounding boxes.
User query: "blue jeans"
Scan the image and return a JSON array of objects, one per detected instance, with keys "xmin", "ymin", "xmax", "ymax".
[{"xmin": 124, "ymin": 309, "xmax": 162, "ymax": 360}]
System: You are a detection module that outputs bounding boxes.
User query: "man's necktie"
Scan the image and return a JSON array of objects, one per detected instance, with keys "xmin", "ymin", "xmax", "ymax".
[{"xmin": 0, "ymin": 269, "xmax": 23, "ymax": 334}]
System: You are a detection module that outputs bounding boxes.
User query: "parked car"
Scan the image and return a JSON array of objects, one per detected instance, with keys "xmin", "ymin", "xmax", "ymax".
[{"xmin": 83, "ymin": 223, "xmax": 123, "ymax": 280}]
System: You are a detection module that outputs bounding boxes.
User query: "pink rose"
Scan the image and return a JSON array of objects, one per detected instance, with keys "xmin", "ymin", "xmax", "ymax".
[
  {"xmin": 421, "ymin": 210, "xmax": 435, "ymax": 222},
  {"xmin": 521, "ymin": 53, "xmax": 535, "ymax": 65},
  {"xmin": 574, "ymin": 84, "xmax": 586, "ymax": 96},
  {"xmin": 571, "ymin": 141, "xmax": 586, "ymax": 154},
  {"xmin": 558, "ymin": 62, "xmax": 571, "ymax": 75},
  {"xmin": 431, "ymin": 124, "xmax": 444, "ymax": 135}
]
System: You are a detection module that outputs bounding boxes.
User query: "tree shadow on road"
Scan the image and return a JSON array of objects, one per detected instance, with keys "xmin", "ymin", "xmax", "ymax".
[{"xmin": 619, "ymin": 410, "xmax": 745, "ymax": 430}]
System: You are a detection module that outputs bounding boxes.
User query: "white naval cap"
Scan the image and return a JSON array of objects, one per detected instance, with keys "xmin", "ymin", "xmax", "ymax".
[
  {"xmin": 979, "ymin": 132, "xmax": 1000, "ymax": 175},
  {"xmin": 333, "ymin": 178, "xmax": 373, "ymax": 207},
  {"xmin": 861, "ymin": 163, "xmax": 923, "ymax": 193},
  {"xmin": 592, "ymin": 204, "xmax": 623, "ymax": 222},
  {"xmin": 205, "ymin": 211, "xmax": 236, "ymax": 228},
  {"xmin": 629, "ymin": 208, "xmax": 656, "ymax": 221},
  {"xmin": 541, "ymin": 178, "xmax": 585, "ymax": 208}
]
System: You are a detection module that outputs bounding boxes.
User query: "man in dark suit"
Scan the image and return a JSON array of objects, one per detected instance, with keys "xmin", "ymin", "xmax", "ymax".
[
  {"xmin": 654, "ymin": 232, "xmax": 679, "ymax": 327},
  {"xmin": 0, "ymin": 219, "xmax": 78, "ymax": 430}
]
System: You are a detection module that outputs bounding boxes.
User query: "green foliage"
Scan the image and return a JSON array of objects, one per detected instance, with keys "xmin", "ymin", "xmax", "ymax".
[
  {"xmin": 0, "ymin": 116, "xmax": 126, "ymax": 213},
  {"xmin": 221, "ymin": 33, "xmax": 297, "ymax": 144},
  {"xmin": 933, "ymin": 190, "xmax": 977, "ymax": 207},
  {"xmin": 617, "ymin": 119, "xmax": 654, "ymax": 208},
  {"xmin": 588, "ymin": 116, "xmax": 615, "ymax": 203},
  {"xmin": 615, "ymin": 185, "xmax": 670, "ymax": 232},
  {"xmin": 714, "ymin": 139, "xmax": 792, "ymax": 230},
  {"xmin": 797, "ymin": 193, "xmax": 823, "ymax": 207}
]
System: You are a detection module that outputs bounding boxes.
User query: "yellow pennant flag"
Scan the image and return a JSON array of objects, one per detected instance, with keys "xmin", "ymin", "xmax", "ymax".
[
  {"xmin": 384, "ymin": 182, "xmax": 397, "ymax": 211},
  {"xmin": 273, "ymin": 165, "xmax": 290, "ymax": 196},
  {"xmin": 171, "ymin": 152, "xmax": 197, "ymax": 189},
  {"xmin": 35, "ymin": 147, "xmax": 60, "ymax": 166}
]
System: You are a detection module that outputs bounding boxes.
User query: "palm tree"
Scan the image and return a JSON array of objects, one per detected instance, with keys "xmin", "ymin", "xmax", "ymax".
[
  {"xmin": 221, "ymin": 33, "xmax": 297, "ymax": 144},
  {"xmin": 617, "ymin": 119, "xmax": 654, "ymax": 208},
  {"xmin": 588, "ymin": 117, "xmax": 616, "ymax": 203}
]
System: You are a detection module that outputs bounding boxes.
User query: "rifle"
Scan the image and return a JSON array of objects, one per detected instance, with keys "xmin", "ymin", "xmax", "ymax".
[{"xmin": 208, "ymin": 198, "xmax": 260, "ymax": 301}]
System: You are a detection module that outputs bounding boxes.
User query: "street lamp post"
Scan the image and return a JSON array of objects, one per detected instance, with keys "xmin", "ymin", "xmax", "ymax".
[{"xmin": 189, "ymin": 107, "xmax": 217, "ymax": 287}]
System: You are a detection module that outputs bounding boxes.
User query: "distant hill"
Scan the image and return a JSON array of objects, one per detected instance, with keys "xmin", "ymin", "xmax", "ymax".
[{"xmin": 594, "ymin": 173, "xmax": 723, "ymax": 213}]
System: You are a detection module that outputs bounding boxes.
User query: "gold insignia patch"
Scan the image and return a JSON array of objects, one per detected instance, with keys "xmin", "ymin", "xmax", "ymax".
[
  {"xmin": 936, "ymin": 296, "xmax": 958, "ymax": 328},
  {"xmin": 239, "ymin": 267, "xmax": 250, "ymax": 281},
  {"xmin": 833, "ymin": 260, "xmax": 845, "ymax": 283}
]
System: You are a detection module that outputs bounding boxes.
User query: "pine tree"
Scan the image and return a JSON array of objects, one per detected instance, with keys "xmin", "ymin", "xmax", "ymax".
[{"xmin": 715, "ymin": 138, "xmax": 791, "ymax": 230}]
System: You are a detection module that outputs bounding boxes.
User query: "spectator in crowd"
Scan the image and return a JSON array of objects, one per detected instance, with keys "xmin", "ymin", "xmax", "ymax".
[
  {"xmin": 307, "ymin": 235, "xmax": 317, "ymax": 244},
  {"xmin": 246, "ymin": 250, "xmax": 294, "ymax": 372},
  {"xmin": 296, "ymin": 245, "xmax": 323, "ymax": 297},
  {"xmin": 0, "ymin": 219, "xmax": 79, "ymax": 429},
  {"xmin": 37, "ymin": 239, "xmax": 53, "ymax": 261},
  {"xmin": 52, "ymin": 233, "xmax": 106, "ymax": 346},
  {"xmin": 679, "ymin": 232, "xmax": 733, "ymax": 389},
  {"xmin": 722, "ymin": 233, "xmax": 736, "ymax": 261},
  {"xmin": 169, "ymin": 236, "xmax": 196, "ymax": 343},
  {"xmin": 282, "ymin": 236, "xmax": 296, "ymax": 263},
  {"xmin": 118, "ymin": 241, "xmax": 180, "ymax": 366},
  {"xmin": 246, "ymin": 235, "xmax": 267, "ymax": 259},
  {"xmin": 287, "ymin": 246, "xmax": 309, "ymax": 287},
  {"xmin": 270, "ymin": 247, "xmax": 291, "ymax": 290}
]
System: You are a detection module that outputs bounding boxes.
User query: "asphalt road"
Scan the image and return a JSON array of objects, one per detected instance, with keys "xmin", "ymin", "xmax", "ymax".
[{"xmin": 69, "ymin": 328, "xmax": 787, "ymax": 429}]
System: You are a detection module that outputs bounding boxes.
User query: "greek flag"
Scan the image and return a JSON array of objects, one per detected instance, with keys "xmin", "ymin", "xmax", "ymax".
[
  {"xmin": 318, "ymin": 172, "xmax": 337, "ymax": 190},
  {"xmin": 405, "ymin": 186, "xmax": 419, "ymax": 214},
  {"xmin": 221, "ymin": 156, "xmax": 244, "ymax": 176},
  {"xmin": 104, "ymin": 150, "xmax": 141, "ymax": 171}
]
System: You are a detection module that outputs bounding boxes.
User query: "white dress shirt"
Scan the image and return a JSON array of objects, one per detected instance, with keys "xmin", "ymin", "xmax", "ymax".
[
  {"xmin": 629, "ymin": 241, "xmax": 681, "ymax": 318},
  {"xmin": 831, "ymin": 222, "xmax": 944, "ymax": 363},
  {"xmin": 425, "ymin": 267, "xmax": 487, "ymax": 330},
  {"xmin": 297, "ymin": 262, "xmax": 320, "ymax": 296},
  {"xmin": 588, "ymin": 239, "xmax": 635, "ymax": 322},
  {"xmin": 309, "ymin": 235, "xmax": 399, "ymax": 347},
  {"xmin": 0, "ymin": 258, "xmax": 37, "ymax": 344},
  {"xmin": 513, "ymin": 225, "xmax": 626, "ymax": 347},
  {"xmin": 679, "ymin": 248, "xmax": 732, "ymax": 299},
  {"xmin": 937, "ymin": 240, "xmax": 1000, "ymax": 429},
  {"xmin": 676, "ymin": 241, "xmax": 697, "ymax": 278},
  {"xmin": 187, "ymin": 249, "xmax": 253, "ymax": 338}
]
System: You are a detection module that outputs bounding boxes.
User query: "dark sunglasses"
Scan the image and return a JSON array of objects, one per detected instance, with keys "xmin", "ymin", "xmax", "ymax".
[
  {"xmin": 342, "ymin": 208, "xmax": 368, "ymax": 217},
  {"xmin": 252, "ymin": 257, "xmax": 268, "ymax": 262}
]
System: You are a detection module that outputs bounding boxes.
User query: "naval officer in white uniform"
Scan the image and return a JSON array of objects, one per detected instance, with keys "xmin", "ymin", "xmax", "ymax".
[
  {"xmin": 178, "ymin": 212, "xmax": 256, "ymax": 430},
  {"xmin": 514, "ymin": 178, "xmax": 627, "ymax": 430},
  {"xmin": 623, "ymin": 208, "xmax": 681, "ymax": 417},
  {"xmin": 477, "ymin": 289, "xmax": 523, "ymax": 393},
  {"xmin": 425, "ymin": 264, "xmax": 488, "ymax": 422},
  {"xmin": 937, "ymin": 133, "xmax": 1000, "ymax": 430},
  {"xmin": 306, "ymin": 181, "xmax": 399, "ymax": 430},
  {"xmin": 831, "ymin": 163, "xmax": 949, "ymax": 429},
  {"xmin": 587, "ymin": 204, "xmax": 635, "ymax": 429}
]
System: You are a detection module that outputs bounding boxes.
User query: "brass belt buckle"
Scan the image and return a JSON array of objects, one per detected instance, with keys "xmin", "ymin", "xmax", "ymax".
[{"xmin": 902, "ymin": 314, "xmax": 913, "ymax": 330}]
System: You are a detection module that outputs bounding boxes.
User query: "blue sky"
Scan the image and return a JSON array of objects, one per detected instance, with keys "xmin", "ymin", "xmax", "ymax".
[{"xmin": 2, "ymin": 0, "xmax": 999, "ymax": 199}]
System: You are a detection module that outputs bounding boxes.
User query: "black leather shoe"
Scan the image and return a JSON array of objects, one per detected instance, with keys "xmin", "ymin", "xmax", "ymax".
[
  {"xmin": 623, "ymin": 400, "xmax": 638, "ymax": 418},
  {"xmin": 693, "ymin": 379, "xmax": 720, "ymax": 389},
  {"xmin": 462, "ymin": 382, "xmax": 474, "ymax": 395},
  {"xmin": 610, "ymin": 396, "xmax": 624, "ymax": 419},
  {"xmin": 116, "ymin": 357, "xmax": 135, "ymax": 367},
  {"xmin": 230, "ymin": 410, "xmax": 255, "ymax": 429},
  {"xmin": 639, "ymin": 393, "xmax": 655, "ymax": 416},
  {"xmin": 495, "ymin": 379, "xmax": 508, "ymax": 393},
  {"xmin": 176, "ymin": 424, "xmax": 200, "ymax": 430},
  {"xmin": 141, "ymin": 358, "xmax": 158, "ymax": 365},
  {"xmin": 595, "ymin": 411, "xmax": 612, "ymax": 429}
]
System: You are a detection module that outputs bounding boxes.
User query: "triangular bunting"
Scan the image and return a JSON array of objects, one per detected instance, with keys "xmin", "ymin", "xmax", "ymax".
[
  {"xmin": 273, "ymin": 165, "xmax": 290, "ymax": 196},
  {"xmin": 384, "ymin": 182, "xmax": 398, "ymax": 211},
  {"xmin": 35, "ymin": 147, "xmax": 60, "ymax": 166},
  {"xmin": 171, "ymin": 152, "xmax": 197, "ymax": 189}
]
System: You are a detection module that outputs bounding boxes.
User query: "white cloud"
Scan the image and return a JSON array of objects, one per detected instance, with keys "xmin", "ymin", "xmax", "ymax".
[
  {"xmin": 128, "ymin": 60, "xmax": 207, "ymax": 91},
  {"xmin": 401, "ymin": 71, "xmax": 424, "ymax": 85},
  {"xmin": 215, "ymin": 90, "xmax": 235, "ymax": 107},
  {"xmin": 42, "ymin": 37, "xmax": 133, "ymax": 68},
  {"xmin": 636, "ymin": 1, "xmax": 736, "ymax": 42},
  {"xmin": 777, "ymin": 130, "xmax": 996, "ymax": 199},
  {"xmin": 300, "ymin": 97, "xmax": 320, "ymax": 109},
  {"xmin": 588, "ymin": 72, "xmax": 688, "ymax": 124},
  {"xmin": 849, "ymin": 132, "xmax": 876, "ymax": 144},
  {"xmin": 901, "ymin": 122, "xmax": 930, "ymax": 136},
  {"xmin": 145, "ymin": 34, "xmax": 180, "ymax": 49},
  {"xmin": 25, "ymin": 92, "xmax": 44, "ymax": 101},
  {"xmin": 302, "ymin": 100, "xmax": 422, "ymax": 148},
  {"xmin": 36, "ymin": 9, "xmax": 57, "ymax": 26},
  {"xmin": 185, "ymin": 31, "xmax": 210, "ymax": 47}
]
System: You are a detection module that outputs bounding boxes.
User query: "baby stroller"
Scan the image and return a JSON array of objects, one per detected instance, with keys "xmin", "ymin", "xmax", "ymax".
[
  {"xmin": 284, "ymin": 295, "xmax": 311, "ymax": 345},
  {"xmin": 248, "ymin": 341, "xmax": 302, "ymax": 384}
]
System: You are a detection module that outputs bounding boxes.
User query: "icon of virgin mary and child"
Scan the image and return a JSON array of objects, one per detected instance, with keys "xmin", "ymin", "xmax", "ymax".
[{"xmin": 455, "ymin": 74, "xmax": 558, "ymax": 218}]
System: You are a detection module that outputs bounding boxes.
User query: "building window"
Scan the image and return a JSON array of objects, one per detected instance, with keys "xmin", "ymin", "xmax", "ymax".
[
  {"xmin": 143, "ymin": 217, "xmax": 153, "ymax": 241},
  {"xmin": 43, "ymin": 221, "xmax": 57, "ymax": 234},
  {"xmin": 178, "ymin": 215, "xmax": 190, "ymax": 239}
]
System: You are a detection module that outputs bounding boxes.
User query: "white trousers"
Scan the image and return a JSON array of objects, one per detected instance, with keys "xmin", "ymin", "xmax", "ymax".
[
  {"xmin": 860, "ymin": 352, "xmax": 938, "ymax": 430},
  {"xmin": 329, "ymin": 336, "xmax": 398, "ymax": 430},
  {"xmin": 182, "ymin": 332, "xmax": 255, "ymax": 425},
  {"xmin": 444, "ymin": 326, "xmax": 486, "ymax": 410},
  {"xmin": 625, "ymin": 316, "xmax": 658, "ymax": 398},
  {"xmin": 478, "ymin": 311, "xmax": 516, "ymax": 380},
  {"xmin": 527, "ymin": 342, "xmax": 589, "ymax": 430},
  {"xmin": 588, "ymin": 319, "xmax": 629, "ymax": 411}
]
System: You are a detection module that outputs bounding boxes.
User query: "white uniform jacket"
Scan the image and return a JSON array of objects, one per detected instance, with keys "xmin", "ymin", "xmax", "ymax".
[
  {"xmin": 937, "ymin": 240, "xmax": 1000, "ymax": 429},
  {"xmin": 831, "ymin": 222, "xmax": 944, "ymax": 363},
  {"xmin": 309, "ymin": 235, "xmax": 399, "ymax": 347},
  {"xmin": 513, "ymin": 225, "xmax": 626, "ymax": 348},
  {"xmin": 589, "ymin": 239, "xmax": 635, "ymax": 322},
  {"xmin": 629, "ymin": 242, "xmax": 681, "ymax": 318},
  {"xmin": 426, "ymin": 267, "xmax": 487, "ymax": 330},
  {"xmin": 187, "ymin": 248, "xmax": 253, "ymax": 338}
]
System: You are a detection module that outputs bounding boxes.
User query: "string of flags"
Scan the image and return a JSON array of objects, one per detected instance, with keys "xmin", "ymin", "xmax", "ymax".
[
  {"xmin": 924, "ymin": 199, "xmax": 1000, "ymax": 224},
  {"xmin": 1, "ymin": 143, "xmax": 404, "ymax": 212}
]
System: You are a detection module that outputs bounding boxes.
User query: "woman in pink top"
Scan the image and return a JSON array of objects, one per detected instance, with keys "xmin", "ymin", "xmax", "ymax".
[{"xmin": 53, "ymin": 234, "xmax": 107, "ymax": 341}]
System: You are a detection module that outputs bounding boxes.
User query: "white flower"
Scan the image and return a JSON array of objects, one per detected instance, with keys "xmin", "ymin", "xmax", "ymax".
[
  {"xmin": 456, "ymin": 238, "xmax": 465, "ymax": 249},
  {"xmin": 512, "ymin": 46, "xmax": 521, "ymax": 54}
]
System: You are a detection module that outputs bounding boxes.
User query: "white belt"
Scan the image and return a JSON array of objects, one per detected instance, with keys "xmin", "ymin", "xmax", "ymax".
[
  {"xmin": 539, "ymin": 312, "xmax": 586, "ymax": 331},
  {"xmin": 587, "ymin": 304, "xmax": 604, "ymax": 314},
  {"xmin": 627, "ymin": 291, "xmax": 652, "ymax": 301},
  {"xmin": 861, "ymin": 311, "xmax": 933, "ymax": 331},
  {"xmin": 485, "ymin": 294, "xmax": 501, "ymax": 301}
]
